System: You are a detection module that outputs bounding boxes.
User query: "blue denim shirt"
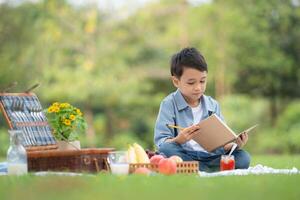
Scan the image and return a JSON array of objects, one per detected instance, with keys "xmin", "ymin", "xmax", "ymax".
[{"xmin": 154, "ymin": 89, "xmax": 225, "ymax": 153}]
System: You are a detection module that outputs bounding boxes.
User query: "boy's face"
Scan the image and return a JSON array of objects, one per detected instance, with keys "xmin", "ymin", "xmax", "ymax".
[{"xmin": 172, "ymin": 67, "xmax": 207, "ymax": 107}]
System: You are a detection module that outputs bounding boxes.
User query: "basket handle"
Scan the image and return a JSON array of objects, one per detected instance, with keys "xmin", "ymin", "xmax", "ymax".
[
  {"xmin": 93, "ymin": 158, "xmax": 100, "ymax": 172},
  {"xmin": 104, "ymin": 158, "xmax": 111, "ymax": 173},
  {"xmin": 24, "ymin": 83, "xmax": 40, "ymax": 93}
]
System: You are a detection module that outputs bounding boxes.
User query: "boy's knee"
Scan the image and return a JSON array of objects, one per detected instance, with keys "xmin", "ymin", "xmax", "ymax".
[
  {"xmin": 158, "ymin": 142, "xmax": 181, "ymax": 157},
  {"xmin": 234, "ymin": 149, "xmax": 251, "ymax": 169},
  {"xmin": 158, "ymin": 142, "xmax": 194, "ymax": 161}
]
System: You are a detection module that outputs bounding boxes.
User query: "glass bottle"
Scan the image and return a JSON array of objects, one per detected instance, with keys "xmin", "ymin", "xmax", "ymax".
[{"xmin": 7, "ymin": 130, "xmax": 28, "ymax": 175}]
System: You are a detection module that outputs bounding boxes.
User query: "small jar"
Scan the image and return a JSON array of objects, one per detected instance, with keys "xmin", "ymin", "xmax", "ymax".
[{"xmin": 220, "ymin": 155, "xmax": 235, "ymax": 171}]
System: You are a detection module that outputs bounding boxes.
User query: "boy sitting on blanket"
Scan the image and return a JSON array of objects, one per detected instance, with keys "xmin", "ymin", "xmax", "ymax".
[{"xmin": 154, "ymin": 47, "xmax": 250, "ymax": 172}]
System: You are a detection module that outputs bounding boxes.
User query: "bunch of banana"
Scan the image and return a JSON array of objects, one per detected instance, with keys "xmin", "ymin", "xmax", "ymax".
[
  {"xmin": 126, "ymin": 145, "xmax": 137, "ymax": 163},
  {"xmin": 126, "ymin": 143, "xmax": 150, "ymax": 163},
  {"xmin": 133, "ymin": 143, "xmax": 150, "ymax": 163}
]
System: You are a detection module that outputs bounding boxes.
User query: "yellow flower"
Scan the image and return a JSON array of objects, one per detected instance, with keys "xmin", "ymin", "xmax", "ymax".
[
  {"xmin": 52, "ymin": 102, "xmax": 59, "ymax": 107},
  {"xmin": 53, "ymin": 106, "xmax": 60, "ymax": 113},
  {"xmin": 65, "ymin": 103, "xmax": 70, "ymax": 107},
  {"xmin": 48, "ymin": 106, "xmax": 55, "ymax": 113},
  {"xmin": 69, "ymin": 114, "xmax": 76, "ymax": 120},
  {"xmin": 63, "ymin": 119, "xmax": 71, "ymax": 126},
  {"xmin": 60, "ymin": 103, "xmax": 70, "ymax": 108},
  {"xmin": 76, "ymin": 109, "xmax": 82, "ymax": 116}
]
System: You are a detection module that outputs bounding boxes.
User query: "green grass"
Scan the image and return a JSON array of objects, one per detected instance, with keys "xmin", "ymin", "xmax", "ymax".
[
  {"xmin": 0, "ymin": 155, "xmax": 299, "ymax": 200},
  {"xmin": 251, "ymin": 154, "xmax": 300, "ymax": 168}
]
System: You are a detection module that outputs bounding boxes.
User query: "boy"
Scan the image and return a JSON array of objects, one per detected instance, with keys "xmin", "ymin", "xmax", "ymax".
[{"xmin": 154, "ymin": 47, "xmax": 250, "ymax": 172}]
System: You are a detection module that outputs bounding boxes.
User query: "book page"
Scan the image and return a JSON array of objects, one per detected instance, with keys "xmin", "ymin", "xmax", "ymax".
[
  {"xmin": 237, "ymin": 124, "xmax": 259, "ymax": 137},
  {"xmin": 192, "ymin": 114, "xmax": 237, "ymax": 152}
]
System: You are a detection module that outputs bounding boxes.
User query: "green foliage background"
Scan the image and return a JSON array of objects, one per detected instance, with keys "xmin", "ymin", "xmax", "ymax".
[{"xmin": 0, "ymin": 0, "xmax": 299, "ymax": 157}]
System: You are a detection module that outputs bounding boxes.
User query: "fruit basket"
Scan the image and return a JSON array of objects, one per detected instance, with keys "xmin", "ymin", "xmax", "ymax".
[
  {"xmin": 107, "ymin": 143, "xmax": 200, "ymax": 175},
  {"xmin": 129, "ymin": 161, "xmax": 199, "ymax": 174}
]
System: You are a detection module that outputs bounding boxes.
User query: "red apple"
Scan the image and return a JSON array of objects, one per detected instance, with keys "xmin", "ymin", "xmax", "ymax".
[
  {"xmin": 133, "ymin": 167, "xmax": 152, "ymax": 175},
  {"xmin": 158, "ymin": 158, "xmax": 177, "ymax": 175},
  {"xmin": 150, "ymin": 155, "xmax": 165, "ymax": 165},
  {"xmin": 169, "ymin": 155, "xmax": 183, "ymax": 163}
]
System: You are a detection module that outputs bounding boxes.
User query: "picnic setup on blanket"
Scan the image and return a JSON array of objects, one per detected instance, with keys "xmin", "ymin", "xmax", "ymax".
[
  {"xmin": 0, "ymin": 84, "xmax": 299, "ymax": 177},
  {"xmin": 0, "ymin": 85, "xmax": 199, "ymax": 176}
]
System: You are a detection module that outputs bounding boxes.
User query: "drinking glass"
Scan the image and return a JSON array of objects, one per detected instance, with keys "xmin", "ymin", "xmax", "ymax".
[
  {"xmin": 107, "ymin": 151, "xmax": 129, "ymax": 175},
  {"xmin": 220, "ymin": 155, "xmax": 235, "ymax": 171}
]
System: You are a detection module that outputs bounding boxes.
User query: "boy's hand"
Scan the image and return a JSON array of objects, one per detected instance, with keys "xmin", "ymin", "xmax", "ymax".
[
  {"xmin": 224, "ymin": 142, "xmax": 235, "ymax": 152},
  {"xmin": 236, "ymin": 132, "xmax": 248, "ymax": 148},
  {"xmin": 173, "ymin": 125, "xmax": 201, "ymax": 144}
]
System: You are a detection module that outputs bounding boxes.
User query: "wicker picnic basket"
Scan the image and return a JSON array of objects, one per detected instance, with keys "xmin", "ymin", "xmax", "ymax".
[
  {"xmin": 129, "ymin": 161, "xmax": 199, "ymax": 174},
  {"xmin": 28, "ymin": 148, "xmax": 114, "ymax": 173},
  {"xmin": 0, "ymin": 91, "xmax": 114, "ymax": 173}
]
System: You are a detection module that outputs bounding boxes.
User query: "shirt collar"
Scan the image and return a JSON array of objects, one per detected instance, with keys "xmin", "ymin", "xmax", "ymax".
[
  {"xmin": 200, "ymin": 94, "xmax": 215, "ymax": 116},
  {"xmin": 174, "ymin": 89, "xmax": 214, "ymax": 112},
  {"xmin": 174, "ymin": 89, "xmax": 189, "ymax": 111}
]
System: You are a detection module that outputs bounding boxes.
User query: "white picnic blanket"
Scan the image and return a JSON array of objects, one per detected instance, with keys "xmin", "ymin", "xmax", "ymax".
[
  {"xmin": 199, "ymin": 164, "xmax": 300, "ymax": 177},
  {"xmin": 1, "ymin": 162, "xmax": 299, "ymax": 176}
]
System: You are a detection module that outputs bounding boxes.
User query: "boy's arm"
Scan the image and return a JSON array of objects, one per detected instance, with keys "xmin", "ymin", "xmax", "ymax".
[{"xmin": 154, "ymin": 100, "xmax": 176, "ymax": 148}]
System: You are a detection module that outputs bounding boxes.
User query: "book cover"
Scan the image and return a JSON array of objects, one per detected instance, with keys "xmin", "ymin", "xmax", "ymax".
[{"xmin": 192, "ymin": 114, "xmax": 258, "ymax": 152}]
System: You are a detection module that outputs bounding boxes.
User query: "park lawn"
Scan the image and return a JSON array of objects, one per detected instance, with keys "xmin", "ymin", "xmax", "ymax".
[
  {"xmin": 0, "ymin": 155, "xmax": 299, "ymax": 200},
  {"xmin": 251, "ymin": 154, "xmax": 300, "ymax": 168}
]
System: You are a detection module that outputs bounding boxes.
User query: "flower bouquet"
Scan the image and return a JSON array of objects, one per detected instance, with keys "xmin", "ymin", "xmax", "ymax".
[{"xmin": 45, "ymin": 102, "xmax": 87, "ymax": 145}]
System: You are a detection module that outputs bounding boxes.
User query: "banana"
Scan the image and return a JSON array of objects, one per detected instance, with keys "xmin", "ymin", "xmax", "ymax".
[
  {"xmin": 133, "ymin": 143, "xmax": 150, "ymax": 163},
  {"xmin": 127, "ymin": 145, "xmax": 137, "ymax": 164}
]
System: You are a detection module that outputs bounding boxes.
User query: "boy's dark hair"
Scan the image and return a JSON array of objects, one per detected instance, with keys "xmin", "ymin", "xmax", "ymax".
[{"xmin": 170, "ymin": 47, "xmax": 207, "ymax": 78}]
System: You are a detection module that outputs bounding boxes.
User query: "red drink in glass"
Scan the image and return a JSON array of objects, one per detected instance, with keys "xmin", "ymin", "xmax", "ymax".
[{"xmin": 220, "ymin": 155, "xmax": 235, "ymax": 171}]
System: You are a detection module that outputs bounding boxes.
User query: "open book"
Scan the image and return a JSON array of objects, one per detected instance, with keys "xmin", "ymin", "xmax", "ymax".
[{"xmin": 192, "ymin": 114, "xmax": 258, "ymax": 152}]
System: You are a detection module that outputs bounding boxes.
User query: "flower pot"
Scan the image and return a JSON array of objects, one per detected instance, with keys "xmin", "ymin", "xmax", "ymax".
[{"xmin": 57, "ymin": 140, "xmax": 81, "ymax": 150}]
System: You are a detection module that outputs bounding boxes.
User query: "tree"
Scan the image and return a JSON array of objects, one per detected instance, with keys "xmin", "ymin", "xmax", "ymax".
[
  {"xmin": 24, "ymin": 1, "xmax": 153, "ymax": 143},
  {"xmin": 230, "ymin": 0, "xmax": 300, "ymax": 124},
  {"xmin": 0, "ymin": 2, "xmax": 40, "ymax": 91}
]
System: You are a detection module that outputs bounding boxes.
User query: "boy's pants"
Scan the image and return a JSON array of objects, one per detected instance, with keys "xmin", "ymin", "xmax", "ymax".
[{"xmin": 158, "ymin": 142, "xmax": 251, "ymax": 172}]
